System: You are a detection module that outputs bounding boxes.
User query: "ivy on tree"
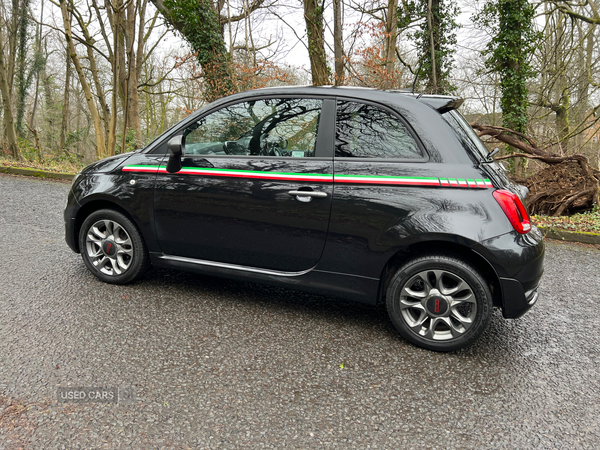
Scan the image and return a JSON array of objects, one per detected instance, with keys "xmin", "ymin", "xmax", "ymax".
[
  {"xmin": 159, "ymin": 0, "xmax": 235, "ymax": 102},
  {"xmin": 398, "ymin": 0, "xmax": 458, "ymax": 94},
  {"xmin": 475, "ymin": 0, "xmax": 540, "ymax": 134}
]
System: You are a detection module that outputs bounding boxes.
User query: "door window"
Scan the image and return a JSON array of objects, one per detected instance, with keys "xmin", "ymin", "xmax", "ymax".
[
  {"xmin": 183, "ymin": 98, "xmax": 322, "ymax": 157},
  {"xmin": 335, "ymin": 101, "xmax": 423, "ymax": 159}
]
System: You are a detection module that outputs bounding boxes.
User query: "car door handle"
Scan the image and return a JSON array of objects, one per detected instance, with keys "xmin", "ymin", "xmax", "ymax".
[{"xmin": 288, "ymin": 190, "xmax": 328, "ymax": 198}]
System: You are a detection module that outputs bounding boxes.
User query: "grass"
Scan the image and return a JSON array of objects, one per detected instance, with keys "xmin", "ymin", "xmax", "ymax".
[
  {"xmin": 0, "ymin": 155, "xmax": 84, "ymax": 174},
  {"xmin": 532, "ymin": 208, "xmax": 600, "ymax": 234}
]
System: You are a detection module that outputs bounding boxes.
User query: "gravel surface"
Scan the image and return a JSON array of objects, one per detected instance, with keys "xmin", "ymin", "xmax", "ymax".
[{"xmin": 1, "ymin": 172, "xmax": 599, "ymax": 449}]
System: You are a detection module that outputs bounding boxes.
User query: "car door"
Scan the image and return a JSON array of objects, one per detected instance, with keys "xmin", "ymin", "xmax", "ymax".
[{"xmin": 152, "ymin": 96, "xmax": 334, "ymax": 272}]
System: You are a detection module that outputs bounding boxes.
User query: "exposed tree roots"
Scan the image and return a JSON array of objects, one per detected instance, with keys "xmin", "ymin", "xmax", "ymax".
[{"xmin": 472, "ymin": 124, "xmax": 600, "ymax": 216}]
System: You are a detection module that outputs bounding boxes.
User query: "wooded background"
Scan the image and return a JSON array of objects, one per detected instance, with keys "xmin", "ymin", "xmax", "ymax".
[{"xmin": 0, "ymin": 0, "xmax": 598, "ymax": 201}]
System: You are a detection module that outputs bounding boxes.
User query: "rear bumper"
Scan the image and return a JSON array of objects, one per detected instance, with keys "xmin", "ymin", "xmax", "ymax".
[
  {"xmin": 499, "ymin": 277, "xmax": 540, "ymax": 318},
  {"xmin": 477, "ymin": 227, "xmax": 545, "ymax": 319}
]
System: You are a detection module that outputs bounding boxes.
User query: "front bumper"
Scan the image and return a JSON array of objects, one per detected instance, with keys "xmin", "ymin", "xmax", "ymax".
[
  {"xmin": 64, "ymin": 178, "xmax": 81, "ymax": 253},
  {"xmin": 65, "ymin": 216, "xmax": 78, "ymax": 252}
]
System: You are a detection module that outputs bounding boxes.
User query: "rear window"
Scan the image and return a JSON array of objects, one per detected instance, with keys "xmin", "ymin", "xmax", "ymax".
[
  {"xmin": 441, "ymin": 110, "xmax": 490, "ymax": 162},
  {"xmin": 336, "ymin": 101, "xmax": 423, "ymax": 160}
]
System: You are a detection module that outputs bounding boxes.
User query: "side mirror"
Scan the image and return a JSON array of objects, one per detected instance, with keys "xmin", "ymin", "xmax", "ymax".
[{"xmin": 166, "ymin": 135, "xmax": 183, "ymax": 173}]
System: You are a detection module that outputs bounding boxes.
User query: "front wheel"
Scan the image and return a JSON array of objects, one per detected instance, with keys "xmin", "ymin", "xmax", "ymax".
[
  {"xmin": 386, "ymin": 255, "xmax": 492, "ymax": 352},
  {"xmin": 79, "ymin": 209, "xmax": 149, "ymax": 284}
]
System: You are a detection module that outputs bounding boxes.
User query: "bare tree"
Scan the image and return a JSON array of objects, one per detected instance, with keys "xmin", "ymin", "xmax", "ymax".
[
  {"xmin": 0, "ymin": 1, "xmax": 27, "ymax": 159},
  {"xmin": 303, "ymin": 0, "xmax": 329, "ymax": 85},
  {"xmin": 333, "ymin": 0, "xmax": 344, "ymax": 84}
]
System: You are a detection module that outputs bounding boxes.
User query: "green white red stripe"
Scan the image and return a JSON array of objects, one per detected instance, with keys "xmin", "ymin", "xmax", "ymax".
[
  {"xmin": 122, "ymin": 165, "xmax": 493, "ymax": 188},
  {"xmin": 122, "ymin": 164, "xmax": 332, "ymax": 182},
  {"xmin": 335, "ymin": 174, "xmax": 440, "ymax": 186}
]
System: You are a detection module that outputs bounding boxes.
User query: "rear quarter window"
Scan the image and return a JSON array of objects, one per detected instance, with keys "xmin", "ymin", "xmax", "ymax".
[{"xmin": 441, "ymin": 110, "xmax": 490, "ymax": 162}]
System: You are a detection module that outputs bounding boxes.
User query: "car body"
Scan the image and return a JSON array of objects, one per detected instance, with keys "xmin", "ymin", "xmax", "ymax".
[{"xmin": 64, "ymin": 86, "xmax": 544, "ymax": 351}]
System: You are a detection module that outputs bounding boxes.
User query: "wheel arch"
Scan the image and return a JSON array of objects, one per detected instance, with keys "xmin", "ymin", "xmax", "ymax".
[{"xmin": 377, "ymin": 239, "xmax": 503, "ymax": 308}]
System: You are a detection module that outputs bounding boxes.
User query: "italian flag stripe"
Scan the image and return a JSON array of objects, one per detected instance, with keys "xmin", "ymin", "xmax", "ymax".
[
  {"xmin": 335, "ymin": 175, "xmax": 440, "ymax": 186},
  {"xmin": 122, "ymin": 165, "xmax": 493, "ymax": 188},
  {"xmin": 122, "ymin": 165, "xmax": 160, "ymax": 173}
]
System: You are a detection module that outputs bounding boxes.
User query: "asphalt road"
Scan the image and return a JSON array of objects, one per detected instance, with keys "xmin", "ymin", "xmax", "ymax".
[{"xmin": 1, "ymin": 173, "xmax": 599, "ymax": 449}]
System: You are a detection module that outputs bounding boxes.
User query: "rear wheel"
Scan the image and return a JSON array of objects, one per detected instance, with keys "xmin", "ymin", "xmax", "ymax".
[
  {"xmin": 386, "ymin": 255, "xmax": 492, "ymax": 352},
  {"xmin": 79, "ymin": 209, "xmax": 149, "ymax": 284}
]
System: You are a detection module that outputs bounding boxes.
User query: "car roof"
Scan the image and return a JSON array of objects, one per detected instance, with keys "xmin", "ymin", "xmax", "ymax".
[{"xmin": 199, "ymin": 86, "xmax": 463, "ymax": 117}]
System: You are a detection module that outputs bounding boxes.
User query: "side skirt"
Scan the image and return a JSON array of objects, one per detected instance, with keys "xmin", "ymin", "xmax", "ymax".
[{"xmin": 149, "ymin": 253, "xmax": 380, "ymax": 304}]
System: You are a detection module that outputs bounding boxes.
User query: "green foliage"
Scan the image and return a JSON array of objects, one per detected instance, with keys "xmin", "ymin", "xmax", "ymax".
[
  {"xmin": 15, "ymin": 0, "xmax": 33, "ymax": 137},
  {"xmin": 17, "ymin": 137, "xmax": 38, "ymax": 161},
  {"xmin": 532, "ymin": 208, "xmax": 600, "ymax": 234},
  {"xmin": 63, "ymin": 127, "xmax": 89, "ymax": 152},
  {"xmin": 474, "ymin": 0, "xmax": 540, "ymax": 134},
  {"xmin": 17, "ymin": 125, "xmax": 87, "ymax": 165},
  {"xmin": 116, "ymin": 128, "xmax": 138, "ymax": 154},
  {"xmin": 162, "ymin": 0, "xmax": 235, "ymax": 101},
  {"xmin": 398, "ymin": 0, "xmax": 459, "ymax": 94}
]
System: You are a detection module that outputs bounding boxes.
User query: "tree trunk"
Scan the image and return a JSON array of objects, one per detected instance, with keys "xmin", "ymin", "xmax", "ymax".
[
  {"xmin": 7, "ymin": 0, "xmax": 20, "ymax": 93},
  {"xmin": 0, "ymin": 56, "xmax": 20, "ymax": 160},
  {"xmin": 151, "ymin": 0, "xmax": 235, "ymax": 101},
  {"xmin": 115, "ymin": 0, "xmax": 145, "ymax": 149},
  {"xmin": 382, "ymin": 0, "xmax": 398, "ymax": 88},
  {"xmin": 130, "ymin": 0, "xmax": 147, "ymax": 146},
  {"xmin": 573, "ymin": 20, "xmax": 594, "ymax": 150},
  {"xmin": 554, "ymin": 14, "xmax": 570, "ymax": 150},
  {"xmin": 15, "ymin": 0, "xmax": 31, "ymax": 138},
  {"xmin": 303, "ymin": 0, "xmax": 329, "ymax": 85},
  {"xmin": 0, "ymin": 13, "xmax": 20, "ymax": 160},
  {"xmin": 59, "ymin": 0, "xmax": 107, "ymax": 159},
  {"xmin": 107, "ymin": 3, "xmax": 120, "ymax": 157},
  {"xmin": 426, "ymin": 0, "xmax": 438, "ymax": 94},
  {"xmin": 472, "ymin": 123, "xmax": 600, "ymax": 214},
  {"xmin": 28, "ymin": 2, "xmax": 44, "ymax": 140},
  {"xmin": 59, "ymin": 48, "xmax": 71, "ymax": 153},
  {"xmin": 333, "ymin": 0, "xmax": 344, "ymax": 85}
]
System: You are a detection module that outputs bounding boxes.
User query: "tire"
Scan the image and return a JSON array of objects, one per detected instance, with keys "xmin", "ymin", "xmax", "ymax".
[
  {"xmin": 386, "ymin": 254, "xmax": 492, "ymax": 352},
  {"xmin": 78, "ymin": 209, "xmax": 149, "ymax": 284}
]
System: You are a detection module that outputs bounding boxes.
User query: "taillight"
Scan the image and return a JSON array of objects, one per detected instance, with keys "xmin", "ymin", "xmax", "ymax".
[{"xmin": 493, "ymin": 189, "xmax": 531, "ymax": 234}]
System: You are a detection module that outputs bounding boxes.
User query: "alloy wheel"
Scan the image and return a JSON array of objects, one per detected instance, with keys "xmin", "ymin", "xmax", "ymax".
[
  {"xmin": 85, "ymin": 219, "xmax": 134, "ymax": 276},
  {"xmin": 399, "ymin": 269, "xmax": 477, "ymax": 341}
]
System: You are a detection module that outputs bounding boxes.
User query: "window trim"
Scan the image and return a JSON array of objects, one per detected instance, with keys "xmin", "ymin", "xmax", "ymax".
[{"xmin": 333, "ymin": 97, "xmax": 430, "ymax": 163}]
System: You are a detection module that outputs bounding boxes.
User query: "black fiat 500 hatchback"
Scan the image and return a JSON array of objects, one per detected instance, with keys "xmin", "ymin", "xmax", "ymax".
[{"xmin": 65, "ymin": 86, "xmax": 544, "ymax": 351}]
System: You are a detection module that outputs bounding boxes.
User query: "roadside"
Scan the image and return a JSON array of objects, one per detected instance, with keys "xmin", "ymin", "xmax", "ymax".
[
  {"xmin": 532, "ymin": 209, "xmax": 600, "ymax": 245},
  {"xmin": 0, "ymin": 156, "xmax": 82, "ymax": 175},
  {"xmin": 532, "ymin": 209, "xmax": 600, "ymax": 234},
  {"xmin": 0, "ymin": 166, "xmax": 74, "ymax": 181}
]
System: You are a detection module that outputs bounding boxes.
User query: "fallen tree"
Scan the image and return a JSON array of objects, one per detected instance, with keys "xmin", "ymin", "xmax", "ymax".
[{"xmin": 471, "ymin": 124, "xmax": 600, "ymax": 216}]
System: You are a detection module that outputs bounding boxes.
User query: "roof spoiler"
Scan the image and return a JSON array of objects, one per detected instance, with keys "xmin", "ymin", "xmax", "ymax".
[{"xmin": 417, "ymin": 97, "xmax": 464, "ymax": 114}]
